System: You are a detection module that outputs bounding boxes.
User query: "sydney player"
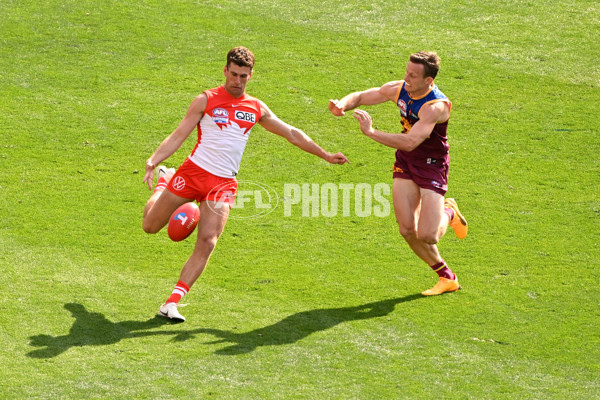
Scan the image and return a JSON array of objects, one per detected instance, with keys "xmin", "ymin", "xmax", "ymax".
[
  {"xmin": 143, "ymin": 47, "xmax": 349, "ymax": 322},
  {"xmin": 329, "ymin": 51, "xmax": 467, "ymax": 296}
]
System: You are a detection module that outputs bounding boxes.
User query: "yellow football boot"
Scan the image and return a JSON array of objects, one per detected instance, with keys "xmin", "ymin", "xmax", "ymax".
[
  {"xmin": 445, "ymin": 198, "xmax": 468, "ymax": 239},
  {"xmin": 421, "ymin": 276, "xmax": 461, "ymax": 296}
]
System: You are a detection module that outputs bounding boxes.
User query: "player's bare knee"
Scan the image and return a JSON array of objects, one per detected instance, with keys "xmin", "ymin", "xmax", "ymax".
[
  {"xmin": 142, "ymin": 222, "xmax": 158, "ymax": 234},
  {"xmin": 196, "ymin": 234, "xmax": 219, "ymax": 251},
  {"xmin": 418, "ymin": 231, "xmax": 441, "ymax": 245},
  {"xmin": 142, "ymin": 217, "xmax": 163, "ymax": 234},
  {"xmin": 398, "ymin": 224, "xmax": 417, "ymax": 240}
]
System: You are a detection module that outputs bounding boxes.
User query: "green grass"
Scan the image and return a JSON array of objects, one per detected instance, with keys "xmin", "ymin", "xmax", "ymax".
[{"xmin": 1, "ymin": 0, "xmax": 599, "ymax": 398}]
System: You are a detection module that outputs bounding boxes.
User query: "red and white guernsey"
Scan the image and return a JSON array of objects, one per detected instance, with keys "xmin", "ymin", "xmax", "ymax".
[{"xmin": 189, "ymin": 85, "xmax": 262, "ymax": 178}]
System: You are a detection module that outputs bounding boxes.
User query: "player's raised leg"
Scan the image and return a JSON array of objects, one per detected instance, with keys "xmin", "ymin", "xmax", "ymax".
[
  {"xmin": 142, "ymin": 167, "xmax": 191, "ymax": 234},
  {"xmin": 158, "ymin": 200, "xmax": 231, "ymax": 322},
  {"xmin": 444, "ymin": 197, "xmax": 468, "ymax": 239}
]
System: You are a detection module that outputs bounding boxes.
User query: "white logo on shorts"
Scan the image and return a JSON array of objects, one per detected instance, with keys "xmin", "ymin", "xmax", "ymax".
[
  {"xmin": 172, "ymin": 176, "xmax": 186, "ymax": 191},
  {"xmin": 431, "ymin": 180, "xmax": 448, "ymax": 191}
]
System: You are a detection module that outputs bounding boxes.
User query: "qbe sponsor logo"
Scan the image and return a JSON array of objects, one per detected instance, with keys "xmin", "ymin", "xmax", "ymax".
[{"xmin": 234, "ymin": 111, "xmax": 256, "ymax": 123}]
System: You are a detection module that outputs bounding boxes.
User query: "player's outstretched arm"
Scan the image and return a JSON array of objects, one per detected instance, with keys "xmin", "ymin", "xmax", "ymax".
[
  {"xmin": 329, "ymin": 81, "xmax": 401, "ymax": 116},
  {"xmin": 258, "ymin": 101, "xmax": 349, "ymax": 165},
  {"xmin": 143, "ymin": 94, "xmax": 207, "ymax": 190},
  {"xmin": 352, "ymin": 101, "xmax": 447, "ymax": 151}
]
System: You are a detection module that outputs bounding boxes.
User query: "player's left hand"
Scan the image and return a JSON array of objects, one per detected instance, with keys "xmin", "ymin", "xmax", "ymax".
[
  {"xmin": 352, "ymin": 109, "xmax": 375, "ymax": 136},
  {"xmin": 326, "ymin": 152, "xmax": 350, "ymax": 165}
]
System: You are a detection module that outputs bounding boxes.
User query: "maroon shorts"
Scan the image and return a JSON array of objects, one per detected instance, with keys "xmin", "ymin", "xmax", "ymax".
[
  {"xmin": 393, "ymin": 152, "xmax": 449, "ymax": 195},
  {"xmin": 167, "ymin": 158, "xmax": 238, "ymax": 205}
]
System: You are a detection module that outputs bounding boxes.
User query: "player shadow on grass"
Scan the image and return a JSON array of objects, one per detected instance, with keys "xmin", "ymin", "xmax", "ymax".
[
  {"xmin": 27, "ymin": 295, "xmax": 421, "ymax": 358},
  {"xmin": 27, "ymin": 303, "xmax": 174, "ymax": 359},
  {"xmin": 197, "ymin": 293, "xmax": 423, "ymax": 355}
]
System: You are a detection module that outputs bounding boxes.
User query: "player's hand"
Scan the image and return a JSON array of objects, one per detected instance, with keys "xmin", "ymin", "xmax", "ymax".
[
  {"xmin": 143, "ymin": 161, "xmax": 156, "ymax": 191},
  {"xmin": 328, "ymin": 99, "xmax": 345, "ymax": 116},
  {"xmin": 325, "ymin": 152, "xmax": 350, "ymax": 165},
  {"xmin": 352, "ymin": 109, "xmax": 375, "ymax": 136}
]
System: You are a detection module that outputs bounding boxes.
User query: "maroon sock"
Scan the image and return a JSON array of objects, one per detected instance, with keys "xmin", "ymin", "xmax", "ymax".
[{"xmin": 430, "ymin": 261, "xmax": 455, "ymax": 280}]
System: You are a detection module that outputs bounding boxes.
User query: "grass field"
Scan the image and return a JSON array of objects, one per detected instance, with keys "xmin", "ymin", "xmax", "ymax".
[{"xmin": 1, "ymin": 0, "xmax": 599, "ymax": 398}]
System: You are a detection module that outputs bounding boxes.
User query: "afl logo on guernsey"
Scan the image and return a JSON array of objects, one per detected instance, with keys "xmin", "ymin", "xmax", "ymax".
[
  {"xmin": 212, "ymin": 108, "xmax": 229, "ymax": 124},
  {"xmin": 397, "ymin": 99, "xmax": 407, "ymax": 116},
  {"xmin": 235, "ymin": 110, "xmax": 256, "ymax": 123}
]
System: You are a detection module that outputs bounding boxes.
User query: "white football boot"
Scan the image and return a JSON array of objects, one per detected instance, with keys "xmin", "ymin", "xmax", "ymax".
[
  {"xmin": 156, "ymin": 165, "xmax": 176, "ymax": 183},
  {"xmin": 158, "ymin": 302, "xmax": 186, "ymax": 322}
]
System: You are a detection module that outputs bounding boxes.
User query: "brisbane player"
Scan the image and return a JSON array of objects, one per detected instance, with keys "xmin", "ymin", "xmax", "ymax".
[{"xmin": 329, "ymin": 51, "xmax": 467, "ymax": 296}]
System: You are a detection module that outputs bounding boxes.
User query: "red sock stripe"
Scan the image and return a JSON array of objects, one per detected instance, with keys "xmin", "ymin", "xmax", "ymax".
[
  {"xmin": 153, "ymin": 186, "xmax": 167, "ymax": 194},
  {"xmin": 176, "ymin": 280, "xmax": 190, "ymax": 292},
  {"xmin": 166, "ymin": 281, "xmax": 191, "ymax": 304},
  {"xmin": 153, "ymin": 177, "xmax": 168, "ymax": 194}
]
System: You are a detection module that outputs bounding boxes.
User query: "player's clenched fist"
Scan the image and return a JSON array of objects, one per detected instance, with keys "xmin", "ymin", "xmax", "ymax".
[{"xmin": 328, "ymin": 99, "xmax": 345, "ymax": 116}]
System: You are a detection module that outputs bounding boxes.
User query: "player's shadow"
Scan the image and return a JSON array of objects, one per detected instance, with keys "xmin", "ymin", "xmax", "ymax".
[
  {"xmin": 198, "ymin": 293, "xmax": 422, "ymax": 355},
  {"xmin": 27, "ymin": 295, "xmax": 421, "ymax": 358},
  {"xmin": 27, "ymin": 303, "xmax": 177, "ymax": 359}
]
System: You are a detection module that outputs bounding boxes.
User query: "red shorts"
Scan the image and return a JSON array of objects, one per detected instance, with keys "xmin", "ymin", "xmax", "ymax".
[
  {"xmin": 393, "ymin": 152, "xmax": 449, "ymax": 196},
  {"xmin": 167, "ymin": 158, "xmax": 238, "ymax": 205}
]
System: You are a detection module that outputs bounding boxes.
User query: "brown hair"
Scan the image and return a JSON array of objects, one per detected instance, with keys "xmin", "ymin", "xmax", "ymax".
[
  {"xmin": 227, "ymin": 46, "xmax": 255, "ymax": 69},
  {"xmin": 409, "ymin": 52, "xmax": 441, "ymax": 79}
]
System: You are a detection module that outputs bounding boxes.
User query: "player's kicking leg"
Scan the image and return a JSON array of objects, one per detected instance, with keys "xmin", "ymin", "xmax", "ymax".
[
  {"xmin": 142, "ymin": 166, "xmax": 190, "ymax": 234},
  {"xmin": 142, "ymin": 165, "xmax": 192, "ymax": 322}
]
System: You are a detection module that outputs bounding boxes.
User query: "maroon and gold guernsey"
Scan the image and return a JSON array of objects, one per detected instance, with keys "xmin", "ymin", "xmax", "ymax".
[{"xmin": 395, "ymin": 81, "xmax": 452, "ymax": 165}]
